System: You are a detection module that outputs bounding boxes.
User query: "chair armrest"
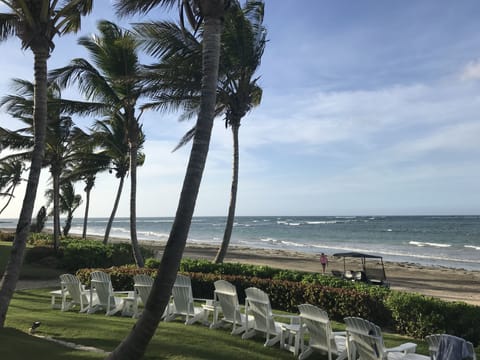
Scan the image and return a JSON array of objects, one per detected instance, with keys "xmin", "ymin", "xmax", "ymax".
[
  {"xmin": 385, "ymin": 342, "xmax": 417, "ymax": 354},
  {"xmin": 332, "ymin": 331, "xmax": 347, "ymax": 336},
  {"xmin": 193, "ymin": 297, "xmax": 213, "ymax": 305},
  {"xmin": 114, "ymin": 291, "xmax": 134, "ymax": 297},
  {"xmin": 275, "ymin": 314, "xmax": 300, "ymax": 325}
]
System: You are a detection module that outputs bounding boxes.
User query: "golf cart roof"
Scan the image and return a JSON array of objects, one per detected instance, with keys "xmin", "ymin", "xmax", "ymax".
[{"xmin": 332, "ymin": 252, "xmax": 383, "ymax": 259}]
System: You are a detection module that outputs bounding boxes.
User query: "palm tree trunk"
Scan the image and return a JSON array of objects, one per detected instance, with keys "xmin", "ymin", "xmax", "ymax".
[
  {"xmin": 82, "ymin": 187, "xmax": 91, "ymax": 239},
  {"xmin": 106, "ymin": 7, "xmax": 224, "ymax": 359},
  {"xmin": 52, "ymin": 170, "xmax": 61, "ymax": 251},
  {"xmin": 103, "ymin": 176, "xmax": 125, "ymax": 244},
  {"xmin": 215, "ymin": 123, "xmax": 240, "ymax": 263},
  {"xmin": 129, "ymin": 123, "xmax": 144, "ymax": 267},
  {"xmin": 0, "ymin": 48, "xmax": 49, "ymax": 328}
]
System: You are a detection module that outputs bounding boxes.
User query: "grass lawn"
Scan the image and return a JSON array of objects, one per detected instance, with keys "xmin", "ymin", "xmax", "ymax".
[
  {"xmin": 1, "ymin": 239, "xmax": 477, "ymax": 359},
  {"xmin": 3, "ymin": 288, "xmax": 436, "ymax": 360}
]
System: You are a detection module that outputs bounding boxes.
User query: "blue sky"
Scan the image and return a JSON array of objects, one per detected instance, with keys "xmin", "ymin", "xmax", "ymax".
[{"xmin": 1, "ymin": 0, "xmax": 480, "ymax": 218}]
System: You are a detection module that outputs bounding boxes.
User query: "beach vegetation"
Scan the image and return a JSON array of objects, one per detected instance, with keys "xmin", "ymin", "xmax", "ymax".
[
  {"xmin": 104, "ymin": 0, "xmax": 230, "ymax": 357},
  {"xmin": 49, "ymin": 20, "xmax": 147, "ymax": 267},
  {"xmin": 0, "ymin": 0, "xmax": 93, "ymax": 328},
  {"xmin": 0, "ymin": 159, "xmax": 26, "ymax": 215},
  {"xmin": 74, "ymin": 261, "xmax": 480, "ymax": 346}
]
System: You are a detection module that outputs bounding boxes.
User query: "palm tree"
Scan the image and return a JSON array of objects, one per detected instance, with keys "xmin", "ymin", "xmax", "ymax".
[
  {"xmin": 46, "ymin": 180, "xmax": 82, "ymax": 236},
  {"xmin": 107, "ymin": 0, "xmax": 229, "ymax": 358},
  {"xmin": 89, "ymin": 114, "xmax": 143, "ymax": 246},
  {"xmin": 0, "ymin": 159, "xmax": 26, "ymax": 215},
  {"xmin": 50, "ymin": 20, "xmax": 147, "ymax": 267},
  {"xmin": 0, "ymin": 79, "xmax": 90, "ymax": 252},
  {"xmin": 63, "ymin": 139, "xmax": 110, "ymax": 239},
  {"xmin": 213, "ymin": 0, "xmax": 266, "ymax": 263},
  {"xmin": 0, "ymin": 0, "xmax": 93, "ymax": 327},
  {"xmin": 136, "ymin": 1, "xmax": 266, "ymax": 264}
]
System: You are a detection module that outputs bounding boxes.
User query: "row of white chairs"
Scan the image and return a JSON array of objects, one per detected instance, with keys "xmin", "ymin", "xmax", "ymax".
[{"xmin": 55, "ymin": 273, "xmax": 476, "ymax": 360}]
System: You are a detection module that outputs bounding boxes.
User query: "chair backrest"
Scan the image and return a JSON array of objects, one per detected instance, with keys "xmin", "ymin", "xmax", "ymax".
[
  {"xmin": 60, "ymin": 273, "xmax": 84, "ymax": 303},
  {"xmin": 133, "ymin": 274, "xmax": 154, "ymax": 305},
  {"xmin": 172, "ymin": 274, "xmax": 194, "ymax": 315},
  {"xmin": 426, "ymin": 334, "xmax": 476, "ymax": 360},
  {"xmin": 214, "ymin": 280, "xmax": 242, "ymax": 323},
  {"xmin": 298, "ymin": 304, "xmax": 336, "ymax": 353},
  {"xmin": 348, "ymin": 330, "xmax": 384, "ymax": 360},
  {"xmin": 344, "ymin": 317, "xmax": 382, "ymax": 336},
  {"xmin": 90, "ymin": 271, "xmax": 114, "ymax": 307},
  {"xmin": 244, "ymin": 287, "xmax": 276, "ymax": 333}
]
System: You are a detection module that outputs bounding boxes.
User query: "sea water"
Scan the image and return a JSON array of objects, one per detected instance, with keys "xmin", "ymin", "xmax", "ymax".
[{"xmin": 1, "ymin": 215, "xmax": 479, "ymax": 271}]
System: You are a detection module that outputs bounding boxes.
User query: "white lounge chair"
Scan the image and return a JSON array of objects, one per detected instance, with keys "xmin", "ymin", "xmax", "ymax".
[
  {"xmin": 210, "ymin": 280, "xmax": 253, "ymax": 335},
  {"xmin": 344, "ymin": 317, "xmax": 428, "ymax": 360},
  {"xmin": 242, "ymin": 287, "xmax": 296, "ymax": 347},
  {"xmin": 426, "ymin": 334, "xmax": 476, "ymax": 360},
  {"xmin": 59, "ymin": 273, "xmax": 96, "ymax": 313},
  {"xmin": 88, "ymin": 271, "xmax": 132, "ymax": 316},
  {"xmin": 297, "ymin": 304, "xmax": 347, "ymax": 360},
  {"xmin": 164, "ymin": 274, "xmax": 207, "ymax": 325},
  {"xmin": 132, "ymin": 274, "xmax": 154, "ymax": 319}
]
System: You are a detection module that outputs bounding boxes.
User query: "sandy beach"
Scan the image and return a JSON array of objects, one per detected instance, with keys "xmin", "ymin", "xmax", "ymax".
[
  {"xmin": 3, "ymin": 227, "xmax": 478, "ymax": 306},
  {"xmin": 146, "ymin": 241, "xmax": 480, "ymax": 306}
]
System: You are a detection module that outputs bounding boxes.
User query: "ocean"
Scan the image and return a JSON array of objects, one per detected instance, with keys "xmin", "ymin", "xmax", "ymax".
[{"xmin": 1, "ymin": 215, "xmax": 479, "ymax": 271}]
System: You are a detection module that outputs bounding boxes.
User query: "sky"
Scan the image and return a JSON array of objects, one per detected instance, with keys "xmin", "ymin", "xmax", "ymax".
[{"xmin": 1, "ymin": 0, "xmax": 480, "ymax": 218}]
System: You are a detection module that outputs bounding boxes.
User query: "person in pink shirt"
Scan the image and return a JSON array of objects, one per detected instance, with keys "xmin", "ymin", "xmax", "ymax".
[{"xmin": 320, "ymin": 253, "xmax": 328, "ymax": 274}]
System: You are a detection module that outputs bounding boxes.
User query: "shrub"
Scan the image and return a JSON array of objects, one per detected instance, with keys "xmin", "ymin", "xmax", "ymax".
[
  {"xmin": 24, "ymin": 246, "xmax": 58, "ymax": 264},
  {"xmin": 0, "ymin": 231, "xmax": 15, "ymax": 242}
]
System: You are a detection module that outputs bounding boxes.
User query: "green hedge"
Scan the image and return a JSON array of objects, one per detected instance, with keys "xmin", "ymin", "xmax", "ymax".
[
  {"xmin": 24, "ymin": 239, "xmax": 154, "ymax": 272},
  {"xmin": 75, "ymin": 261, "xmax": 480, "ymax": 346}
]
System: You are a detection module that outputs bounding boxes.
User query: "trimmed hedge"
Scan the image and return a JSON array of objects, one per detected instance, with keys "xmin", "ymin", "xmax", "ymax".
[
  {"xmin": 75, "ymin": 261, "xmax": 480, "ymax": 346},
  {"xmin": 24, "ymin": 239, "xmax": 154, "ymax": 272}
]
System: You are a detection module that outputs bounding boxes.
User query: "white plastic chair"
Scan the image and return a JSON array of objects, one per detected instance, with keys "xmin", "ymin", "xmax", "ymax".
[
  {"xmin": 297, "ymin": 304, "xmax": 347, "ymax": 360},
  {"xmin": 132, "ymin": 274, "xmax": 154, "ymax": 319},
  {"xmin": 88, "ymin": 271, "xmax": 132, "ymax": 316},
  {"xmin": 164, "ymin": 274, "xmax": 207, "ymax": 325},
  {"xmin": 242, "ymin": 287, "xmax": 296, "ymax": 347},
  {"xmin": 426, "ymin": 334, "xmax": 476, "ymax": 360},
  {"xmin": 344, "ymin": 317, "xmax": 428, "ymax": 360},
  {"xmin": 211, "ymin": 280, "xmax": 253, "ymax": 335},
  {"xmin": 59, "ymin": 273, "xmax": 96, "ymax": 313}
]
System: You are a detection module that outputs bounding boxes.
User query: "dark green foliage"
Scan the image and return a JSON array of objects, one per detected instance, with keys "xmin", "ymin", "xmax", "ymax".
[
  {"xmin": 387, "ymin": 292, "xmax": 480, "ymax": 345},
  {"xmin": 23, "ymin": 239, "xmax": 153, "ymax": 272},
  {"xmin": 60, "ymin": 239, "xmax": 153, "ymax": 272},
  {"xmin": 0, "ymin": 232, "xmax": 15, "ymax": 242}
]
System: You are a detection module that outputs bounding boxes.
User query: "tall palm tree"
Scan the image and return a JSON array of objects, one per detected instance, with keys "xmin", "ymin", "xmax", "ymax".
[
  {"xmin": 108, "ymin": 0, "xmax": 229, "ymax": 358},
  {"xmin": 136, "ymin": 1, "xmax": 266, "ymax": 264},
  {"xmin": 0, "ymin": 0, "xmax": 93, "ymax": 327},
  {"xmin": 50, "ymin": 20, "xmax": 147, "ymax": 267},
  {"xmin": 0, "ymin": 159, "xmax": 26, "ymax": 215},
  {"xmin": 89, "ymin": 114, "xmax": 144, "ymax": 246},
  {"xmin": 214, "ymin": 0, "xmax": 266, "ymax": 263}
]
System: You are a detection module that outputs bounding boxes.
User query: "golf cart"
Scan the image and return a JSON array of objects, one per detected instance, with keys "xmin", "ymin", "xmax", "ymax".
[{"xmin": 332, "ymin": 252, "xmax": 389, "ymax": 287}]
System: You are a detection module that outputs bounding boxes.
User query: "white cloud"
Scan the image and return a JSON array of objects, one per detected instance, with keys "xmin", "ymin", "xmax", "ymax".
[{"xmin": 461, "ymin": 60, "xmax": 480, "ymax": 80}]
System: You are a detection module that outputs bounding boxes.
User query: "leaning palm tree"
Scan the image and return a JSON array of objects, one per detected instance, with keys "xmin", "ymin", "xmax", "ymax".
[
  {"xmin": 0, "ymin": 159, "xmax": 26, "ymax": 215},
  {"xmin": 0, "ymin": 0, "xmax": 93, "ymax": 327},
  {"xmin": 50, "ymin": 20, "xmax": 147, "ymax": 267},
  {"xmin": 108, "ymin": 0, "xmax": 229, "ymax": 358}
]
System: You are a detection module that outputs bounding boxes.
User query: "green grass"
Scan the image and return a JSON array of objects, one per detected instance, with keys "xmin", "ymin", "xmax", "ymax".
[
  {"xmin": 1, "ymin": 240, "xmax": 478, "ymax": 359},
  {"xmin": 3, "ymin": 288, "xmax": 437, "ymax": 360}
]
